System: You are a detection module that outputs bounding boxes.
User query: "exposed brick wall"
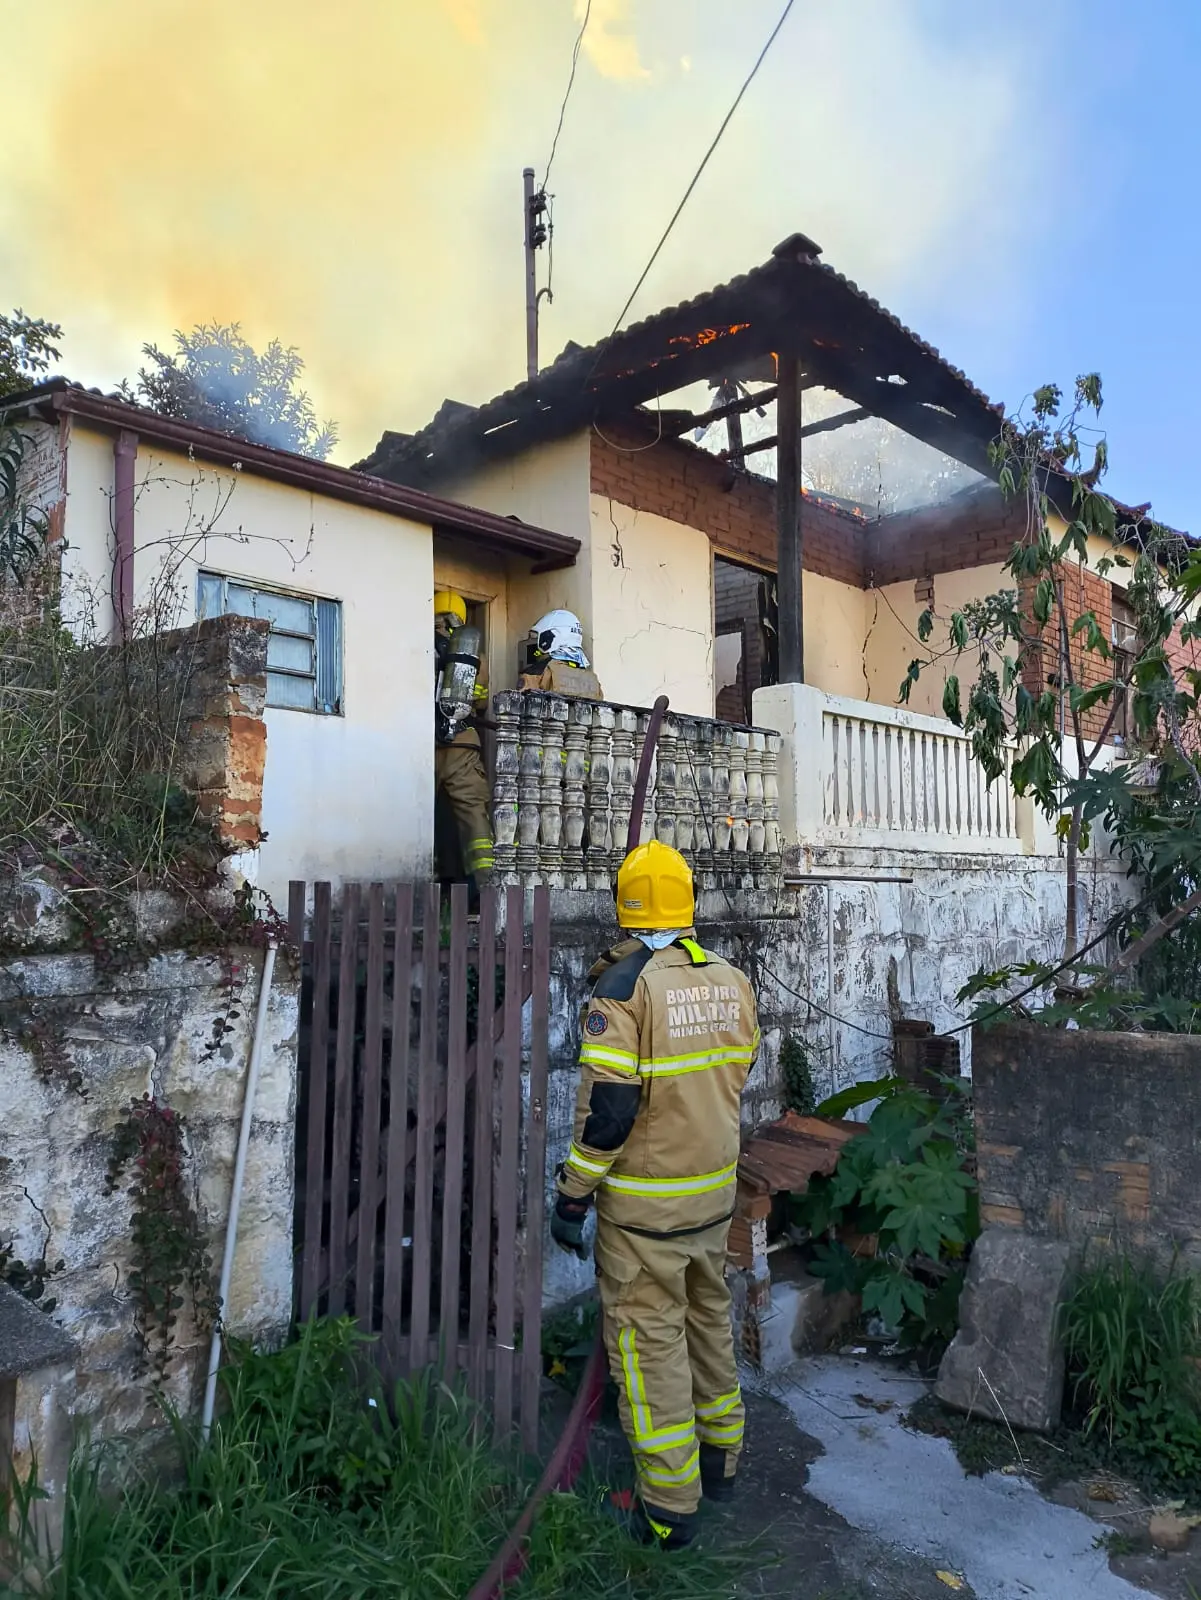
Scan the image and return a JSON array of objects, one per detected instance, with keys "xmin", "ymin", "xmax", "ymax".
[
  {"xmin": 864, "ymin": 483, "xmax": 1027, "ymax": 586},
  {"xmin": 0, "ymin": 418, "xmax": 69, "ymax": 630},
  {"xmin": 715, "ymin": 560, "xmax": 767, "ymax": 721},
  {"xmin": 973, "ymin": 1025, "xmax": 1201, "ymax": 1271},
  {"xmin": 167, "ymin": 615, "xmax": 270, "ymax": 849},
  {"xmin": 1018, "ymin": 564, "xmax": 1117, "ymax": 745},
  {"xmin": 589, "ymin": 420, "xmax": 866, "ymax": 586}
]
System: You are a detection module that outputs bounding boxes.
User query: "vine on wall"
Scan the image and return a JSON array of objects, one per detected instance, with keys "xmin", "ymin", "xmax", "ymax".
[{"xmin": 105, "ymin": 1095, "xmax": 217, "ymax": 1378}]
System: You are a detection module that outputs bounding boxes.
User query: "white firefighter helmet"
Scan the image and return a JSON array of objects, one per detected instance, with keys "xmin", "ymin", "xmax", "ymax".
[{"xmin": 530, "ymin": 608, "xmax": 589, "ymax": 669}]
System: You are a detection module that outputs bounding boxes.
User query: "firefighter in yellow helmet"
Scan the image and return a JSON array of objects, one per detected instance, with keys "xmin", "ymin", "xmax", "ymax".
[
  {"xmin": 434, "ymin": 589, "xmax": 493, "ymax": 886},
  {"xmin": 551, "ymin": 841, "xmax": 760, "ymax": 1549}
]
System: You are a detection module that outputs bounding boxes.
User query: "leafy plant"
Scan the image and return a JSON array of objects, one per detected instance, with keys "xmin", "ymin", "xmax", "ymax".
[
  {"xmin": 0, "ymin": 308, "xmax": 62, "ymax": 399},
  {"xmin": 902, "ymin": 374, "xmax": 1201, "ymax": 968},
  {"xmin": 0, "ymin": 424, "xmax": 51, "ymax": 584},
  {"xmin": 123, "ymin": 322, "xmax": 337, "ymax": 459},
  {"xmin": 542, "ymin": 1297, "xmax": 601, "ymax": 1391},
  {"xmin": 1062, "ymin": 1257, "xmax": 1201, "ymax": 1491},
  {"xmin": 797, "ymin": 1082, "xmax": 978, "ymax": 1347},
  {"xmin": 779, "ymin": 1033, "xmax": 818, "ymax": 1115}
]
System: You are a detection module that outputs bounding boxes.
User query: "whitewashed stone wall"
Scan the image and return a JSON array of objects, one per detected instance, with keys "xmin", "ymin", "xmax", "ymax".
[
  {"xmin": 536, "ymin": 847, "xmax": 1131, "ymax": 1306},
  {"xmin": 0, "ymin": 943, "xmax": 298, "ymax": 1500}
]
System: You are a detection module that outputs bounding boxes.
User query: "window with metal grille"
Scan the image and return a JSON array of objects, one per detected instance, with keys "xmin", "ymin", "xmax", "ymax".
[{"xmin": 197, "ymin": 572, "xmax": 343, "ymax": 714}]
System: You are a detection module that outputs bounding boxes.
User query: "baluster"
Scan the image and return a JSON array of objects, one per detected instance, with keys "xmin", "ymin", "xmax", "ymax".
[
  {"xmin": 746, "ymin": 731, "xmax": 766, "ymax": 886},
  {"xmin": 654, "ymin": 714, "xmax": 679, "ymax": 851},
  {"xmin": 585, "ymin": 702, "xmax": 614, "ymax": 889},
  {"xmin": 674, "ymin": 719, "xmax": 699, "ymax": 869},
  {"xmin": 858, "ymin": 720, "xmax": 868, "ymax": 825},
  {"xmin": 491, "ymin": 690, "xmax": 522, "ymax": 883},
  {"xmin": 561, "ymin": 700, "xmax": 591, "ymax": 891},
  {"xmin": 712, "ymin": 723, "xmax": 732, "ymax": 877},
  {"xmin": 884, "ymin": 725, "xmax": 895, "ymax": 830},
  {"xmin": 539, "ymin": 695, "xmax": 568, "ymax": 887},
  {"xmin": 829, "ymin": 715, "xmax": 841, "ymax": 824},
  {"xmin": 692, "ymin": 720, "xmax": 715, "ymax": 887},
  {"xmin": 516, "ymin": 692, "xmax": 545, "ymax": 879},
  {"xmin": 609, "ymin": 709, "xmax": 638, "ymax": 870},
  {"xmin": 730, "ymin": 729, "xmax": 751, "ymax": 886},
  {"xmin": 871, "ymin": 724, "xmax": 881, "ymax": 826},
  {"xmin": 762, "ymin": 731, "xmax": 782, "ymax": 872}
]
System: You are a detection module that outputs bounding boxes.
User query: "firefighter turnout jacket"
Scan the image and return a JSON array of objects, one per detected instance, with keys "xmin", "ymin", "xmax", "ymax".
[{"xmin": 557, "ymin": 933, "xmax": 760, "ymax": 1235}]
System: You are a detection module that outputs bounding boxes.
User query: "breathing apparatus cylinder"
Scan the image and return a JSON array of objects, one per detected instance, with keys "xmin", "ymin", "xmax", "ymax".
[{"xmin": 435, "ymin": 623, "xmax": 482, "ymax": 744}]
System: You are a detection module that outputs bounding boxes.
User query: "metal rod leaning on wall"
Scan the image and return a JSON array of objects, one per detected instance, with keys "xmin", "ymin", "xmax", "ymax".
[
  {"xmin": 463, "ymin": 694, "xmax": 670, "ymax": 1600},
  {"xmin": 200, "ymin": 937, "xmax": 279, "ymax": 1444}
]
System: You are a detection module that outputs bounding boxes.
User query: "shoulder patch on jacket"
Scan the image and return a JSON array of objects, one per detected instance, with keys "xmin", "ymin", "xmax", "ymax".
[{"xmin": 592, "ymin": 944, "xmax": 654, "ymax": 1002}]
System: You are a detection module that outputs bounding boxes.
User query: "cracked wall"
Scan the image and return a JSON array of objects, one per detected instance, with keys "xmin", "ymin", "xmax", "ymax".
[{"xmin": 0, "ymin": 943, "xmax": 298, "ymax": 1507}]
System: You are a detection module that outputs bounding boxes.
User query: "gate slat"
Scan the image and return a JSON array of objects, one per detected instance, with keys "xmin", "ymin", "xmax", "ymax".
[
  {"xmin": 300, "ymin": 881, "xmax": 333, "ymax": 1319},
  {"xmin": 409, "ymin": 884, "xmax": 441, "ymax": 1369},
  {"xmin": 520, "ymin": 885, "xmax": 551, "ymax": 1451},
  {"xmin": 439, "ymin": 884, "xmax": 470, "ymax": 1383},
  {"xmin": 327, "ymin": 881, "xmax": 361, "ymax": 1317},
  {"xmin": 287, "ymin": 881, "xmax": 306, "ymax": 953},
  {"xmin": 467, "ymin": 885, "xmax": 497, "ymax": 1406},
  {"xmin": 355, "ymin": 883, "xmax": 386, "ymax": 1333},
  {"xmin": 381, "ymin": 884, "xmax": 415, "ymax": 1380},
  {"xmin": 493, "ymin": 885, "xmax": 525, "ymax": 1440}
]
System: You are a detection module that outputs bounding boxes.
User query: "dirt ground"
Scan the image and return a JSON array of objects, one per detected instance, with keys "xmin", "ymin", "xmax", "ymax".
[{"xmin": 566, "ymin": 1385, "xmax": 982, "ymax": 1599}]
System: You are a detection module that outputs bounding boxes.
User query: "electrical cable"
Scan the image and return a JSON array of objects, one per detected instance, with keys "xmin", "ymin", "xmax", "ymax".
[
  {"xmin": 673, "ymin": 729, "xmax": 1177, "ymax": 1047},
  {"xmin": 585, "ymin": 0, "xmax": 797, "ymax": 387},
  {"xmin": 541, "ymin": 0, "xmax": 592, "ymax": 193}
]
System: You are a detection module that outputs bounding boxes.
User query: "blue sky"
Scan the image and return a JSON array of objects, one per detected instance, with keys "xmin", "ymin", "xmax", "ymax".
[
  {"xmin": 897, "ymin": 0, "xmax": 1201, "ymax": 529},
  {"xmin": 3, "ymin": 0, "xmax": 1197, "ymax": 529}
]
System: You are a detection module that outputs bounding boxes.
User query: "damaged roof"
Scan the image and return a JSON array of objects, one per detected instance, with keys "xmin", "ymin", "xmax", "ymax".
[{"xmin": 358, "ymin": 233, "xmax": 1008, "ymax": 490}]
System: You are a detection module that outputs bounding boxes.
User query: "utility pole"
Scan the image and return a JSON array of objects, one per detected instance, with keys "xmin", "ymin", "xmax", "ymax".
[{"xmin": 522, "ymin": 168, "xmax": 551, "ymax": 383}]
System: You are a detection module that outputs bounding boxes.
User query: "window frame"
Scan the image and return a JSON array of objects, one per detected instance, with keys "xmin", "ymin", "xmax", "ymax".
[{"xmin": 197, "ymin": 570, "xmax": 344, "ymax": 716}]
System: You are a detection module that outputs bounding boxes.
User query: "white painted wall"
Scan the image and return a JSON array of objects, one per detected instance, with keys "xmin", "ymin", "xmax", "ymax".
[
  {"xmin": 589, "ymin": 496, "xmax": 715, "ymax": 716},
  {"xmin": 804, "ymin": 570, "xmax": 870, "ymax": 699},
  {"xmin": 863, "ymin": 564, "xmax": 1009, "ymax": 717},
  {"xmin": 58, "ymin": 425, "xmax": 435, "ymax": 903}
]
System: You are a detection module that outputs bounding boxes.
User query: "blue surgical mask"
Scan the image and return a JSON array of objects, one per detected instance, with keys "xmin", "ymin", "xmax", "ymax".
[{"xmin": 633, "ymin": 930, "xmax": 684, "ymax": 951}]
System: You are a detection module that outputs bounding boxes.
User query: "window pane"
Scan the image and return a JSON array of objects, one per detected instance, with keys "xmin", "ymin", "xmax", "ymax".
[
  {"xmin": 227, "ymin": 583, "xmax": 314, "ymax": 635},
  {"xmin": 197, "ymin": 573, "xmax": 224, "ymax": 620},
  {"xmin": 267, "ymin": 670, "xmax": 316, "ymax": 711},
  {"xmin": 267, "ymin": 633, "xmax": 315, "ymax": 674},
  {"xmin": 316, "ymin": 596, "xmax": 343, "ymax": 714}
]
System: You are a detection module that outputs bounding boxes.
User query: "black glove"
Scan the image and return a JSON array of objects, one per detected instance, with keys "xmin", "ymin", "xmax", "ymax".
[{"xmin": 550, "ymin": 1190, "xmax": 592, "ymax": 1260}]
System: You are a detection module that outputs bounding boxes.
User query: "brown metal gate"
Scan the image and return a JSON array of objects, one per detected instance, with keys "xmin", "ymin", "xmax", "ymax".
[{"xmin": 287, "ymin": 881, "xmax": 551, "ymax": 1448}]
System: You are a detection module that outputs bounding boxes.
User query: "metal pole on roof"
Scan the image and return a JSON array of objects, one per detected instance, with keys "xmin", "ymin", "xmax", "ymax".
[
  {"xmin": 776, "ymin": 353, "xmax": 804, "ymax": 682},
  {"xmin": 523, "ymin": 167, "xmax": 539, "ymax": 382}
]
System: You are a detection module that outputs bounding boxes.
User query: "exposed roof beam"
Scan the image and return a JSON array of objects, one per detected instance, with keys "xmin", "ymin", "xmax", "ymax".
[{"xmin": 714, "ymin": 405, "xmax": 874, "ymax": 462}]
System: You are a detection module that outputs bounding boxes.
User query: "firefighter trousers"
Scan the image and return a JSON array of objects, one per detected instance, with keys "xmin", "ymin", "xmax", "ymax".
[
  {"xmin": 595, "ymin": 1214, "xmax": 744, "ymax": 1517},
  {"xmin": 435, "ymin": 742, "xmax": 494, "ymax": 879}
]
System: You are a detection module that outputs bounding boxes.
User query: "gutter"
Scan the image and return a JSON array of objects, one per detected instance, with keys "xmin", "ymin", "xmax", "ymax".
[
  {"xmin": 26, "ymin": 384, "xmax": 579, "ymax": 568},
  {"xmin": 113, "ymin": 429, "xmax": 137, "ymax": 634}
]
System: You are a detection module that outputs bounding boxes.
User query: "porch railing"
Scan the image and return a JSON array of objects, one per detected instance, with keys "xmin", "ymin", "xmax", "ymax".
[
  {"xmin": 754, "ymin": 683, "xmax": 1027, "ymax": 856},
  {"xmin": 490, "ymin": 690, "xmax": 784, "ymax": 891}
]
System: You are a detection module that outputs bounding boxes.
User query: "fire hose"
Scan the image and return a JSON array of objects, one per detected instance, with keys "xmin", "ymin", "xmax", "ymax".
[{"xmin": 464, "ymin": 693, "xmax": 670, "ymax": 1600}]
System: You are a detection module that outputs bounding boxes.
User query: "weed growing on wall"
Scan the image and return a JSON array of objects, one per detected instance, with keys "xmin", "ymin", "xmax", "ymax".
[
  {"xmin": 105, "ymin": 1096, "xmax": 217, "ymax": 1378},
  {"xmin": 779, "ymin": 1033, "xmax": 818, "ymax": 1116}
]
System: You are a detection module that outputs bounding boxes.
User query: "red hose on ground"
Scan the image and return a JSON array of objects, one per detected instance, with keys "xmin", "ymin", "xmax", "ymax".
[{"xmin": 464, "ymin": 695, "xmax": 670, "ymax": 1600}]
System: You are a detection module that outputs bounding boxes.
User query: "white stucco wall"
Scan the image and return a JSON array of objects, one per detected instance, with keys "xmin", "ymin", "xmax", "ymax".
[
  {"xmin": 803, "ymin": 570, "xmax": 870, "ymax": 699},
  {"xmin": 588, "ymin": 496, "xmax": 715, "ymax": 717},
  {"xmin": 863, "ymin": 563, "xmax": 1010, "ymax": 718},
  {"xmin": 58, "ymin": 426, "xmax": 435, "ymax": 903}
]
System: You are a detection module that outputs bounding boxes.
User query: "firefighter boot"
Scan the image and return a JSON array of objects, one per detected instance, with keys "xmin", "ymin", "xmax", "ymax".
[
  {"xmin": 699, "ymin": 1443, "xmax": 736, "ymax": 1503},
  {"xmin": 606, "ymin": 1489, "xmax": 696, "ymax": 1550}
]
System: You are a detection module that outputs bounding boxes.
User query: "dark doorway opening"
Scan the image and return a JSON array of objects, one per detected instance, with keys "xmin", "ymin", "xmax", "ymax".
[{"xmin": 714, "ymin": 555, "xmax": 777, "ymax": 723}]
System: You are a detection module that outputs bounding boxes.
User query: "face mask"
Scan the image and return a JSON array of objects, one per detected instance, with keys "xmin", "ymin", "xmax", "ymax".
[{"xmin": 633, "ymin": 930, "xmax": 684, "ymax": 951}]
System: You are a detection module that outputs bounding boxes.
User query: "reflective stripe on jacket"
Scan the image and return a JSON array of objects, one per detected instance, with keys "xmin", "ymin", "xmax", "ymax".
[{"xmin": 558, "ymin": 932, "xmax": 759, "ymax": 1237}]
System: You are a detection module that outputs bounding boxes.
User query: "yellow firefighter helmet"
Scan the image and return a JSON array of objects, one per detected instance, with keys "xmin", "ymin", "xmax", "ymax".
[
  {"xmin": 616, "ymin": 840, "xmax": 694, "ymax": 931},
  {"xmin": 434, "ymin": 589, "xmax": 468, "ymax": 626}
]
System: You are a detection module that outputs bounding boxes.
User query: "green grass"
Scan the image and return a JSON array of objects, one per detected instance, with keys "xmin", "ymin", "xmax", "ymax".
[{"xmin": 3, "ymin": 1318, "xmax": 745, "ymax": 1599}]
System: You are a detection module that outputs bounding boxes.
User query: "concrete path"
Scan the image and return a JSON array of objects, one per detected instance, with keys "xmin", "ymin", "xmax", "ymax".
[{"xmin": 767, "ymin": 1355, "xmax": 1146, "ymax": 1600}]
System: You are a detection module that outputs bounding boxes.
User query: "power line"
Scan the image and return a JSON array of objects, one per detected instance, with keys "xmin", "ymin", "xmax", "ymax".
[
  {"xmin": 541, "ymin": 0, "xmax": 593, "ymax": 192},
  {"xmin": 590, "ymin": 0, "xmax": 797, "ymax": 379}
]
